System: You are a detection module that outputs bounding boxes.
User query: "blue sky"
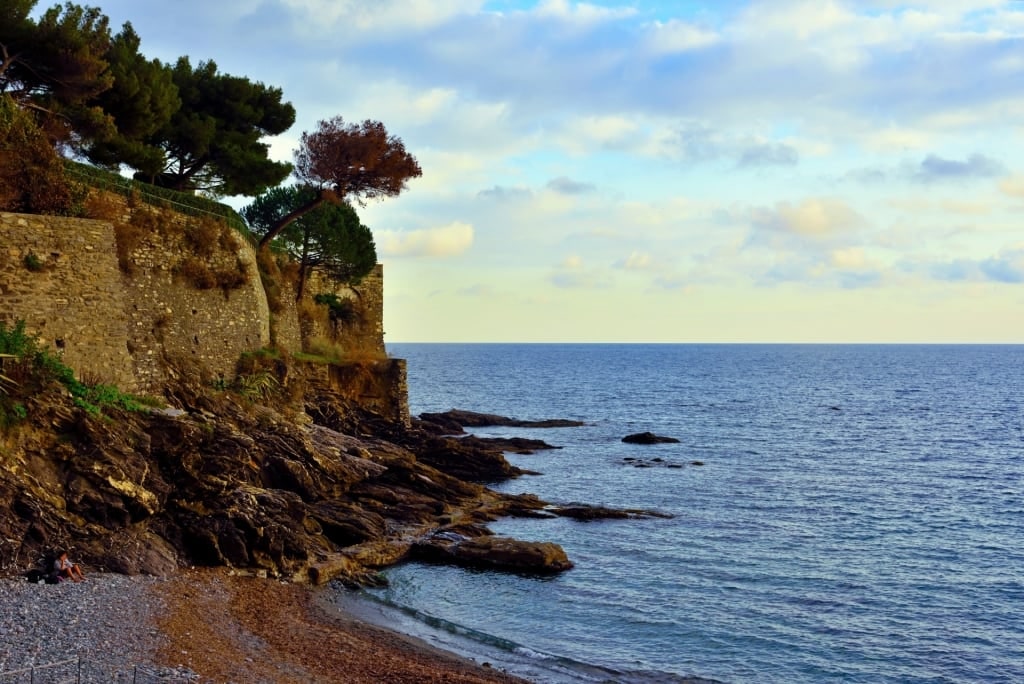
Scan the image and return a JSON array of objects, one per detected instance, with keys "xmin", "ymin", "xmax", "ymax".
[{"xmin": 86, "ymin": 0, "xmax": 1024, "ymax": 341}]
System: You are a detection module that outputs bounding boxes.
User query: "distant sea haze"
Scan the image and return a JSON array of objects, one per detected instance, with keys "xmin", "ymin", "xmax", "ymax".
[{"xmin": 372, "ymin": 343, "xmax": 1024, "ymax": 684}]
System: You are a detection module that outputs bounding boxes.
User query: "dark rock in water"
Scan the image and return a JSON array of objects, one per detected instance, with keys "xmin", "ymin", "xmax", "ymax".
[
  {"xmin": 548, "ymin": 503, "xmax": 673, "ymax": 520},
  {"xmin": 0, "ymin": 359, "xmax": 665, "ymax": 588},
  {"xmin": 419, "ymin": 409, "xmax": 585, "ymax": 431},
  {"xmin": 829, "ymin": 406, "xmax": 842, "ymax": 411},
  {"xmin": 622, "ymin": 432, "xmax": 680, "ymax": 444},
  {"xmin": 458, "ymin": 434, "xmax": 561, "ymax": 454},
  {"xmin": 691, "ymin": 461, "xmax": 705, "ymax": 466},
  {"xmin": 412, "ymin": 532, "xmax": 573, "ymax": 573}
]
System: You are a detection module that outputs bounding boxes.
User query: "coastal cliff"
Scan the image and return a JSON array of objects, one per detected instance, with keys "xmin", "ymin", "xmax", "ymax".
[{"xmin": 0, "ymin": 202, "xmax": 602, "ymax": 583}]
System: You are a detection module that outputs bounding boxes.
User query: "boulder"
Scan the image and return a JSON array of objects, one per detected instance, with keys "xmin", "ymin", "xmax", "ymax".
[
  {"xmin": 622, "ymin": 432, "xmax": 680, "ymax": 444},
  {"xmin": 413, "ymin": 532, "xmax": 573, "ymax": 573}
]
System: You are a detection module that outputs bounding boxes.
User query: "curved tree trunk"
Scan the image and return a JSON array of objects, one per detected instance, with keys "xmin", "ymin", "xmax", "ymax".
[{"xmin": 258, "ymin": 188, "xmax": 337, "ymax": 249}]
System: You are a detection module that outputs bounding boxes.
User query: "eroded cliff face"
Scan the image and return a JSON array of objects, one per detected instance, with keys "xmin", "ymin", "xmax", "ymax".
[
  {"xmin": 0, "ymin": 203, "xmax": 599, "ymax": 582},
  {"xmin": 0, "ymin": 360, "xmax": 580, "ymax": 583}
]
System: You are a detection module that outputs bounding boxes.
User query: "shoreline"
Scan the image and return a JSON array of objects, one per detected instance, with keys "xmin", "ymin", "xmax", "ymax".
[
  {"xmin": 155, "ymin": 568, "xmax": 531, "ymax": 683},
  {"xmin": 0, "ymin": 569, "xmax": 528, "ymax": 683}
]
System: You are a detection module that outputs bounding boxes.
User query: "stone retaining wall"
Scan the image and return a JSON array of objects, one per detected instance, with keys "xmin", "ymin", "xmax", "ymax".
[{"xmin": 0, "ymin": 209, "xmax": 406, "ymax": 422}]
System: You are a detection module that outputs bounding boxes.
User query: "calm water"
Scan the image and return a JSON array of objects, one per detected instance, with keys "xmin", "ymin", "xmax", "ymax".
[{"xmin": 364, "ymin": 344, "xmax": 1024, "ymax": 683}]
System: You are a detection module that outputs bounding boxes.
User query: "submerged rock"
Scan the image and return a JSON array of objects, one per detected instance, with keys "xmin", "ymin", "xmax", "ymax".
[{"xmin": 622, "ymin": 431, "xmax": 680, "ymax": 444}]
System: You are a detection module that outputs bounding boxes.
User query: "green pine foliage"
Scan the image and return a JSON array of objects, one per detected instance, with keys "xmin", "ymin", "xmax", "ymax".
[{"xmin": 243, "ymin": 185, "xmax": 377, "ymax": 294}]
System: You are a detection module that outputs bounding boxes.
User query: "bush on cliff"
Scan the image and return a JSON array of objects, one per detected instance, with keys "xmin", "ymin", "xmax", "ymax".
[
  {"xmin": 0, "ymin": 319, "xmax": 157, "ymax": 424},
  {"xmin": 0, "ymin": 93, "xmax": 77, "ymax": 215}
]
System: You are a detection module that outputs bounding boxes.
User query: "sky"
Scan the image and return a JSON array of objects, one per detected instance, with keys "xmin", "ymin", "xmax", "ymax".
[{"xmin": 81, "ymin": 0, "xmax": 1024, "ymax": 342}]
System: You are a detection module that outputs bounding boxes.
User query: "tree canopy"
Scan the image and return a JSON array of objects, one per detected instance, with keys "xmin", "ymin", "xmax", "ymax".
[
  {"xmin": 0, "ymin": 1, "xmax": 115, "ymax": 145},
  {"xmin": 83, "ymin": 22, "xmax": 179, "ymax": 176},
  {"xmin": 243, "ymin": 184, "xmax": 377, "ymax": 298},
  {"xmin": 138, "ymin": 57, "xmax": 295, "ymax": 196},
  {"xmin": 1, "ymin": 4, "xmax": 295, "ymax": 198},
  {"xmin": 258, "ymin": 117, "xmax": 421, "ymax": 248}
]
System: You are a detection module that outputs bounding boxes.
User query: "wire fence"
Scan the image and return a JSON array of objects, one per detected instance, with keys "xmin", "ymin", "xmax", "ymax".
[
  {"xmin": 61, "ymin": 161, "xmax": 254, "ymax": 244},
  {"xmin": 0, "ymin": 656, "xmax": 195, "ymax": 684}
]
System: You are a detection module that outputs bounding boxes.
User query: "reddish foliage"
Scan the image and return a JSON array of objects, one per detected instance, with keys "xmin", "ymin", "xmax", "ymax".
[{"xmin": 294, "ymin": 117, "xmax": 421, "ymax": 204}]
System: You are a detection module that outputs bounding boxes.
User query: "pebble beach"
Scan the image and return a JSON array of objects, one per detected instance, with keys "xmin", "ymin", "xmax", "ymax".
[{"xmin": 0, "ymin": 569, "xmax": 528, "ymax": 683}]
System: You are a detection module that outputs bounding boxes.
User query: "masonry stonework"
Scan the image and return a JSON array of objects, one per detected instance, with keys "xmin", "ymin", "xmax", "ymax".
[
  {"xmin": 0, "ymin": 212, "xmax": 136, "ymax": 389},
  {"xmin": 0, "ymin": 209, "xmax": 408, "ymax": 423}
]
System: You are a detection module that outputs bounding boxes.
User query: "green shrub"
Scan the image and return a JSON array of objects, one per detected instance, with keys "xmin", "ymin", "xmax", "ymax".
[
  {"xmin": 0, "ymin": 319, "xmax": 158, "ymax": 420},
  {"xmin": 313, "ymin": 293, "xmax": 359, "ymax": 323},
  {"xmin": 23, "ymin": 251, "xmax": 44, "ymax": 272},
  {"xmin": 235, "ymin": 370, "xmax": 279, "ymax": 400}
]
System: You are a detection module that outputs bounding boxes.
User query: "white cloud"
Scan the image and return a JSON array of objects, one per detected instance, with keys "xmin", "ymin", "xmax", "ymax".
[
  {"xmin": 998, "ymin": 175, "xmax": 1024, "ymax": 198},
  {"xmin": 751, "ymin": 198, "xmax": 865, "ymax": 239},
  {"xmin": 619, "ymin": 251, "xmax": 653, "ymax": 271},
  {"xmin": 278, "ymin": 0, "xmax": 480, "ymax": 34},
  {"xmin": 643, "ymin": 19, "xmax": 720, "ymax": 55},
  {"xmin": 549, "ymin": 254, "xmax": 613, "ymax": 289},
  {"xmin": 534, "ymin": 0, "xmax": 636, "ymax": 25},
  {"xmin": 377, "ymin": 222, "xmax": 474, "ymax": 258}
]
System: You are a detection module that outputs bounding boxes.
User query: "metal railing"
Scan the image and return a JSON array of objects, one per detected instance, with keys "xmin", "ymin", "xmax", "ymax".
[{"xmin": 61, "ymin": 161, "xmax": 254, "ymax": 243}]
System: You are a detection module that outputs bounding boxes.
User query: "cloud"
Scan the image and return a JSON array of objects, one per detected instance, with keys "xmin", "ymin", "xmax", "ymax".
[
  {"xmin": 981, "ymin": 248, "xmax": 1024, "ymax": 283},
  {"xmin": 477, "ymin": 185, "xmax": 533, "ymax": 201},
  {"xmin": 277, "ymin": 0, "xmax": 478, "ymax": 35},
  {"xmin": 664, "ymin": 123, "xmax": 800, "ymax": 168},
  {"xmin": 534, "ymin": 0, "xmax": 637, "ymax": 25},
  {"xmin": 998, "ymin": 174, "xmax": 1024, "ymax": 198},
  {"xmin": 549, "ymin": 254, "xmax": 612, "ymax": 289},
  {"xmin": 847, "ymin": 153, "xmax": 1007, "ymax": 186},
  {"xmin": 737, "ymin": 142, "xmax": 799, "ymax": 168},
  {"xmin": 546, "ymin": 176, "xmax": 596, "ymax": 195},
  {"xmin": 914, "ymin": 153, "xmax": 1006, "ymax": 183},
  {"xmin": 642, "ymin": 19, "xmax": 720, "ymax": 55},
  {"xmin": 457, "ymin": 283, "xmax": 499, "ymax": 297},
  {"xmin": 376, "ymin": 221, "xmax": 474, "ymax": 257},
  {"xmin": 925, "ymin": 245, "xmax": 1024, "ymax": 283},
  {"xmin": 617, "ymin": 251, "xmax": 654, "ymax": 271},
  {"xmin": 751, "ymin": 198, "xmax": 865, "ymax": 239}
]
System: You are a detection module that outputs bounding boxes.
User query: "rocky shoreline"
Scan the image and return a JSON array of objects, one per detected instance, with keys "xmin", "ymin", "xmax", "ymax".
[
  {"xmin": 0, "ymin": 568, "xmax": 529, "ymax": 683},
  {"xmin": 1, "ymin": 360, "xmax": 670, "ymax": 682}
]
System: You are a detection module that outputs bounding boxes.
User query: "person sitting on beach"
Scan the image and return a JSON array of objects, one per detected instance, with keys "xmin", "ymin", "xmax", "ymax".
[{"xmin": 53, "ymin": 551, "xmax": 86, "ymax": 582}]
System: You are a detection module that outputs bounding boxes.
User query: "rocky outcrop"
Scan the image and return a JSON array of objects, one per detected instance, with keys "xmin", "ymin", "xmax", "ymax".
[
  {"xmin": 412, "ymin": 530, "xmax": 573, "ymax": 573},
  {"xmin": 418, "ymin": 410, "xmax": 585, "ymax": 434},
  {"xmin": 1, "ymin": 361, "xmax": 649, "ymax": 585},
  {"xmin": 622, "ymin": 432, "xmax": 680, "ymax": 444}
]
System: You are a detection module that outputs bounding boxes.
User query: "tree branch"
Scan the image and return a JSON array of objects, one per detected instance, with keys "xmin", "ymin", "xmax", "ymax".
[{"xmin": 258, "ymin": 188, "xmax": 333, "ymax": 249}]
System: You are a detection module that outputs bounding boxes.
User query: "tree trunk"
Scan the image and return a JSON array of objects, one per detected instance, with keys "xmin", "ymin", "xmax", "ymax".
[
  {"xmin": 258, "ymin": 190, "xmax": 334, "ymax": 249},
  {"xmin": 296, "ymin": 228, "xmax": 311, "ymax": 301}
]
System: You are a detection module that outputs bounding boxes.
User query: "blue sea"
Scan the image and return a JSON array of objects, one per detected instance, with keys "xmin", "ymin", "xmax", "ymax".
[{"xmin": 352, "ymin": 344, "xmax": 1024, "ymax": 683}]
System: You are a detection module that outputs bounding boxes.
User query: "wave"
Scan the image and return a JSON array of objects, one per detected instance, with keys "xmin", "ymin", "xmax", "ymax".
[{"xmin": 335, "ymin": 588, "xmax": 717, "ymax": 684}]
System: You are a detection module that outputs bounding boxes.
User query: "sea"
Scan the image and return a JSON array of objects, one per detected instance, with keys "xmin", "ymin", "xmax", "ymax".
[{"xmin": 334, "ymin": 344, "xmax": 1023, "ymax": 684}]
